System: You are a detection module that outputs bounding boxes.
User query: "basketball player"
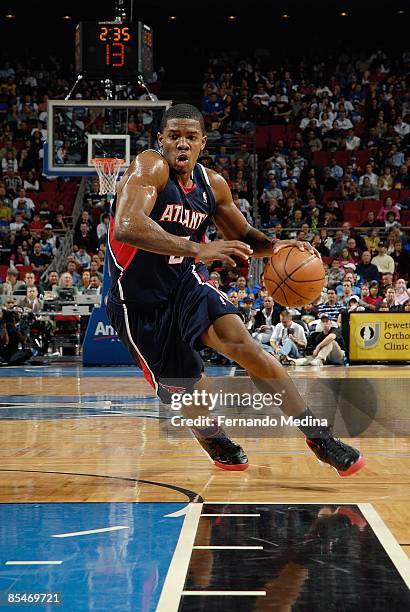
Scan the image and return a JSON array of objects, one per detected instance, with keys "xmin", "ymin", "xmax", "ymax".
[{"xmin": 106, "ymin": 104, "xmax": 365, "ymax": 477}]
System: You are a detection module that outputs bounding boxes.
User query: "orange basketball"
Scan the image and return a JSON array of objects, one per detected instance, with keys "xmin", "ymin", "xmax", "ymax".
[{"xmin": 264, "ymin": 246, "xmax": 325, "ymax": 307}]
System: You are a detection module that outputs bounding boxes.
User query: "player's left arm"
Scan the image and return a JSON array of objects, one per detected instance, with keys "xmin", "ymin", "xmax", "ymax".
[{"xmin": 208, "ymin": 170, "xmax": 318, "ymax": 257}]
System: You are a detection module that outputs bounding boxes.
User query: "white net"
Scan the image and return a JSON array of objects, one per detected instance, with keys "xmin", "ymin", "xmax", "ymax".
[{"xmin": 91, "ymin": 157, "xmax": 125, "ymax": 195}]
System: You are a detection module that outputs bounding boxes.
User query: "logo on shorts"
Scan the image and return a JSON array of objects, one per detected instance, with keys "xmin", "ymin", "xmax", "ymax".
[
  {"xmin": 203, "ymin": 191, "xmax": 207, "ymax": 203},
  {"xmin": 355, "ymin": 323, "xmax": 381, "ymax": 349}
]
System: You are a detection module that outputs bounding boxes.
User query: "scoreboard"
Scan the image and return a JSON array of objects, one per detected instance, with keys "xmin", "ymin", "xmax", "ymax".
[{"xmin": 75, "ymin": 21, "xmax": 154, "ymax": 80}]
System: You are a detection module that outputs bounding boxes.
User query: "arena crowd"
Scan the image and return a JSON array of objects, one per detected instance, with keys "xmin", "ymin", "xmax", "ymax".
[{"xmin": 0, "ymin": 48, "xmax": 409, "ymax": 365}]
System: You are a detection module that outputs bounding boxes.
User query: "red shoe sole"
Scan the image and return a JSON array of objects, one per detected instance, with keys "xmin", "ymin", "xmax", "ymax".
[
  {"xmin": 337, "ymin": 455, "xmax": 366, "ymax": 477},
  {"xmin": 214, "ymin": 460, "xmax": 249, "ymax": 471}
]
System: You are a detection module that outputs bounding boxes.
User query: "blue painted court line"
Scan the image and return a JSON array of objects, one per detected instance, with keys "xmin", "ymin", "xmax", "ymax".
[
  {"xmin": 0, "ymin": 503, "xmax": 186, "ymax": 612},
  {"xmin": 0, "ymin": 365, "xmax": 233, "ymax": 378}
]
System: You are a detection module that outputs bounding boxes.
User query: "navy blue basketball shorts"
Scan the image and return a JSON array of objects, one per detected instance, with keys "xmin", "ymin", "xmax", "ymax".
[{"xmin": 106, "ymin": 265, "xmax": 239, "ymax": 404}]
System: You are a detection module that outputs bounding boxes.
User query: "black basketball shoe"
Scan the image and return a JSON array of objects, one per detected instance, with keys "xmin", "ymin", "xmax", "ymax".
[
  {"xmin": 192, "ymin": 429, "xmax": 249, "ymax": 471},
  {"xmin": 306, "ymin": 433, "xmax": 365, "ymax": 477}
]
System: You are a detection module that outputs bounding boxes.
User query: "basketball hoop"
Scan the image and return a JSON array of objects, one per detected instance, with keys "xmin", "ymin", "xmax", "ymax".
[{"xmin": 91, "ymin": 157, "xmax": 125, "ymax": 195}]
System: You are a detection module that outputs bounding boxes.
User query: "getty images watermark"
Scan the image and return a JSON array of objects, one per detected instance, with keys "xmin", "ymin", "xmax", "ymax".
[{"xmin": 168, "ymin": 389, "xmax": 328, "ymax": 429}]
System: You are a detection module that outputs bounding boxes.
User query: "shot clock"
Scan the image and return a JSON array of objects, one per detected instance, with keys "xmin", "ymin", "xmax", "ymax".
[{"xmin": 75, "ymin": 22, "xmax": 154, "ymax": 80}]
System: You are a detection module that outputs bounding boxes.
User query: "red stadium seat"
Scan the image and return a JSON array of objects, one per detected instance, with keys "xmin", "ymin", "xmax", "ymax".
[
  {"xmin": 333, "ymin": 151, "xmax": 350, "ymax": 166},
  {"xmin": 401, "ymin": 211, "xmax": 410, "ymax": 226},
  {"xmin": 343, "ymin": 200, "xmax": 362, "ymax": 215},
  {"xmin": 323, "ymin": 191, "xmax": 339, "ymax": 201},
  {"xmin": 343, "ymin": 210, "xmax": 362, "ymax": 224},
  {"xmin": 399, "ymin": 189, "xmax": 410, "ymax": 200},
  {"xmin": 380, "ymin": 189, "xmax": 399, "ymax": 201},
  {"xmin": 361, "ymin": 200, "xmax": 382, "ymax": 218},
  {"xmin": 15, "ymin": 265, "xmax": 33, "ymax": 280},
  {"xmin": 312, "ymin": 151, "xmax": 332, "ymax": 166},
  {"xmin": 269, "ymin": 125, "xmax": 287, "ymax": 144},
  {"xmin": 255, "ymin": 126, "xmax": 269, "ymax": 152},
  {"xmin": 354, "ymin": 150, "xmax": 371, "ymax": 168},
  {"xmin": 0, "ymin": 265, "xmax": 9, "ymax": 281}
]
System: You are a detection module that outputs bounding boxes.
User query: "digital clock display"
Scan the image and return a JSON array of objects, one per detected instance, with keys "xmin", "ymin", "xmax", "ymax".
[{"xmin": 76, "ymin": 22, "xmax": 140, "ymax": 79}]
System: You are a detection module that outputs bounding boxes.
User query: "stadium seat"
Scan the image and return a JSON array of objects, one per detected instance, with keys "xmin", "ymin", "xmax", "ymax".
[
  {"xmin": 343, "ymin": 210, "xmax": 362, "ymax": 224},
  {"xmin": 312, "ymin": 151, "xmax": 331, "ymax": 166},
  {"xmin": 333, "ymin": 151, "xmax": 350, "ymax": 166},
  {"xmin": 269, "ymin": 126, "xmax": 287, "ymax": 148},
  {"xmin": 255, "ymin": 126, "xmax": 269, "ymax": 152},
  {"xmin": 381, "ymin": 189, "xmax": 399, "ymax": 201},
  {"xmin": 16, "ymin": 265, "xmax": 33, "ymax": 279},
  {"xmin": 354, "ymin": 150, "xmax": 371, "ymax": 167},
  {"xmin": 323, "ymin": 191, "xmax": 339, "ymax": 201},
  {"xmin": 361, "ymin": 200, "xmax": 382, "ymax": 218},
  {"xmin": 0, "ymin": 265, "xmax": 9, "ymax": 282},
  {"xmin": 342, "ymin": 200, "xmax": 362, "ymax": 215},
  {"xmin": 401, "ymin": 211, "xmax": 410, "ymax": 226}
]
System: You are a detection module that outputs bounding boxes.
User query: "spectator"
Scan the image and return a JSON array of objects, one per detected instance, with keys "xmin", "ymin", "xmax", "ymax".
[
  {"xmin": 88, "ymin": 274, "xmax": 102, "ymax": 294},
  {"xmin": 18, "ymin": 286, "xmax": 43, "ymax": 314},
  {"xmin": 41, "ymin": 225, "xmax": 59, "ymax": 256},
  {"xmin": 79, "ymin": 270, "xmax": 91, "ymax": 293},
  {"xmin": 394, "ymin": 279, "xmax": 410, "ymax": 306},
  {"xmin": 0, "ymin": 268, "xmax": 24, "ymax": 295},
  {"xmin": 364, "ymin": 228, "xmax": 381, "ymax": 254},
  {"xmin": 329, "ymin": 230, "xmax": 347, "ymax": 258},
  {"xmin": 238, "ymin": 296, "xmax": 254, "ymax": 329},
  {"xmin": 252, "ymin": 296, "xmax": 277, "ymax": 345},
  {"xmin": 66, "ymin": 261, "xmax": 81, "ymax": 286},
  {"xmin": 393, "ymin": 116, "xmax": 410, "ymax": 138},
  {"xmin": 359, "ymin": 163, "xmax": 379, "ymax": 187},
  {"xmin": 57, "ymin": 272, "xmax": 78, "ymax": 296},
  {"xmin": 74, "ymin": 247, "xmax": 91, "ymax": 270},
  {"xmin": 269, "ymin": 309, "xmax": 307, "ymax": 364},
  {"xmin": 337, "ymin": 279, "xmax": 356, "ymax": 305},
  {"xmin": 391, "ymin": 241, "xmax": 409, "ymax": 277},
  {"xmin": 296, "ymin": 314, "xmax": 345, "ymax": 366},
  {"xmin": 9, "ymin": 212, "xmax": 26, "ymax": 232},
  {"xmin": 29, "ymin": 242, "xmax": 50, "ymax": 276},
  {"xmin": 317, "ymin": 287, "xmax": 343, "ymax": 321},
  {"xmin": 346, "ymin": 294, "xmax": 366, "ymax": 313},
  {"xmin": 377, "ymin": 196, "xmax": 401, "ymax": 222},
  {"xmin": 75, "ymin": 222, "xmax": 97, "ymax": 252},
  {"xmin": 356, "ymin": 251, "xmax": 380, "ymax": 284},
  {"xmin": 363, "ymin": 281, "xmax": 383, "ymax": 310},
  {"xmin": 371, "ymin": 243, "xmax": 395, "ymax": 274},
  {"xmin": 12, "ymin": 189, "xmax": 35, "ymax": 219},
  {"xmin": 89, "ymin": 259, "xmax": 103, "ymax": 282},
  {"xmin": 327, "ymin": 259, "xmax": 345, "ymax": 285},
  {"xmin": 359, "ymin": 176, "xmax": 379, "ymax": 200},
  {"xmin": 344, "ymin": 128, "xmax": 360, "ymax": 150},
  {"xmin": 360, "ymin": 211, "xmax": 383, "ymax": 228},
  {"xmin": 40, "ymin": 270, "xmax": 59, "ymax": 294},
  {"xmin": 96, "ymin": 213, "xmax": 109, "ymax": 245},
  {"xmin": 377, "ymin": 286, "xmax": 401, "ymax": 312},
  {"xmin": 378, "ymin": 167, "xmax": 394, "ymax": 191},
  {"xmin": 346, "ymin": 237, "xmax": 362, "ymax": 263},
  {"xmin": 23, "ymin": 170, "xmax": 39, "ymax": 192}
]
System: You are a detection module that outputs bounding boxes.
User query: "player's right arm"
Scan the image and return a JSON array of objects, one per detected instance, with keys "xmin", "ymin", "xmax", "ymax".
[{"xmin": 114, "ymin": 150, "xmax": 251, "ymax": 266}]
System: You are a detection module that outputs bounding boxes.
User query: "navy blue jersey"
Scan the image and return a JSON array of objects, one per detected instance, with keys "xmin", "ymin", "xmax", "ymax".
[{"xmin": 107, "ymin": 156, "xmax": 216, "ymax": 309}]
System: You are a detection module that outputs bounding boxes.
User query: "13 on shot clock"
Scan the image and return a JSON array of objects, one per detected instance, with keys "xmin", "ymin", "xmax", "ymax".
[{"xmin": 75, "ymin": 22, "xmax": 154, "ymax": 80}]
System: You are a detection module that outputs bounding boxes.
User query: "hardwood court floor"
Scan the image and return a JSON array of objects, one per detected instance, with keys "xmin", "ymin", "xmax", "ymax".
[{"xmin": 0, "ymin": 364, "xmax": 409, "ymax": 559}]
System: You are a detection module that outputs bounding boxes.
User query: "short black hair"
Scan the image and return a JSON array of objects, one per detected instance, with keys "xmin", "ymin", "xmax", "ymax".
[{"xmin": 160, "ymin": 104, "xmax": 205, "ymax": 133}]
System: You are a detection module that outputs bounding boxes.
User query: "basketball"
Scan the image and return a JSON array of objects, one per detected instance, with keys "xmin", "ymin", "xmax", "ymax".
[{"xmin": 264, "ymin": 246, "xmax": 325, "ymax": 307}]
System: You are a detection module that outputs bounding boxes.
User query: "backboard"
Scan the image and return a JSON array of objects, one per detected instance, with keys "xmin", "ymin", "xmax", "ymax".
[{"xmin": 45, "ymin": 99, "xmax": 172, "ymax": 176}]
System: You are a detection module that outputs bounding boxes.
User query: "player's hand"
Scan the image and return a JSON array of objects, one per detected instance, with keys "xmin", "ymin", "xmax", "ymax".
[
  {"xmin": 272, "ymin": 239, "xmax": 321, "ymax": 259},
  {"xmin": 197, "ymin": 240, "xmax": 253, "ymax": 267}
]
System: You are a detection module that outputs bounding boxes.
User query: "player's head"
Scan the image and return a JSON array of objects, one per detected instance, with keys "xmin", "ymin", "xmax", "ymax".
[{"xmin": 158, "ymin": 104, "xmax": 207, "ymax": 175}]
